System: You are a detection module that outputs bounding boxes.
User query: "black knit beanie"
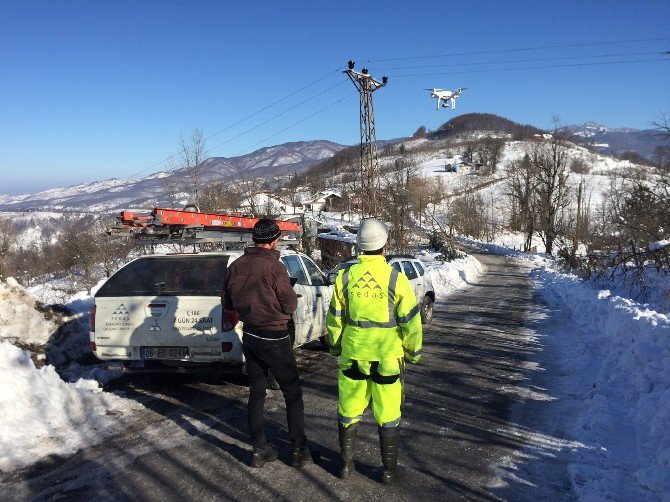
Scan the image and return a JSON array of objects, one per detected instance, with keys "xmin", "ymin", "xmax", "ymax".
[{"xmin": 252, "ymin": 218, "xmax": 281, "ymax": 244}]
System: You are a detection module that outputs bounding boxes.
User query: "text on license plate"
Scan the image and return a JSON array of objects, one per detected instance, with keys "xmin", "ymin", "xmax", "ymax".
[{"xmin": 142, "ymin": 346, "xmax": 189, "ymax": 360}]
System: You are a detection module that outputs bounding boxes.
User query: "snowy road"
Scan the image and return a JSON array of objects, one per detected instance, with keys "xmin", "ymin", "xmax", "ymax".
[{"xmin": 1, "ymin": 251, "xmax": 578, "ymax": 501}]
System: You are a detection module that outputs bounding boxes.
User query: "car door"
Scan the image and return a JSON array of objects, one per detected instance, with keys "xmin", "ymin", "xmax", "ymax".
[
  {"xmin": 300, "ymin": 255, "xmax": 332, "ymax": 341},
  {"xmin": 280, "ymin": 254, "xmax": 313, "ymax": 345},
  {"xmin": 401, "ymin": 260, "xmax": 422, "ymax": 302},
  {"xmin": 413, "ymin": 260, "xmax": 432, "ymax": 297}
]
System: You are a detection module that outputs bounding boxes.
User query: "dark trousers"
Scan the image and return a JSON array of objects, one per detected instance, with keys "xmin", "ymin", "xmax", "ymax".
[{"xmin": 242, "ymin": 330, "xmax": 307, "ymax": 451}]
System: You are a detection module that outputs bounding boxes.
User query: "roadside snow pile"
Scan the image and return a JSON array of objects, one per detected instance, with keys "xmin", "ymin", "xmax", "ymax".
[
  {"xmin": 0, "ymin": 277, "xmax": 92, "ymax": 374},
  {"xmin": 533, "ymin": 265, "xmax": 670, "ymax": 500},
  {"xmin": 0, "ymin": 342, "xmax": 141, "ymax": 471},
  {"xmin": 590, "ymin": 264, "xmax": 670, "ymax": 314},
  {"xmin": 417, "ymin": 251, "xmax": 484, "ymax": 298},
  {"xmin": 0, "ymin": 278, "xmax": 59, "ymax": 346},
  {"xmin": 28, "ymin": 277, "xmax": 104, "ymax": 315},
  {"xmin": 0, "ymin": 276, "xmax": 139, "ymax": 471}
]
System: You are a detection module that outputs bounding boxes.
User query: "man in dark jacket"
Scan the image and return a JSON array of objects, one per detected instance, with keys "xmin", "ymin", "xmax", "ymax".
[{"xmin": 222, "ymin": 218, "xmax": 311, "ymax": 468}]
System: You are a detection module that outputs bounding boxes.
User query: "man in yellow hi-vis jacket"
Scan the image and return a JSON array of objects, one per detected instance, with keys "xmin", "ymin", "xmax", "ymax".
[{"xmin": 326, "ymin": 218, "xmax": 422, "ymax": 485}]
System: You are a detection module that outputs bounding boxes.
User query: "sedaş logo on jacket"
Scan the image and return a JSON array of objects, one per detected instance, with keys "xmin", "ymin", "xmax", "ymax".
[{"xmin": 350, "ymin": 272, "xmax": 385, "ymax": 299}]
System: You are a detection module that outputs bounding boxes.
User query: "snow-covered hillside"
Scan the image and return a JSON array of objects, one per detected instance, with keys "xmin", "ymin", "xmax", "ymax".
[{"xmin": 0, "ymin": 140, "xmax": 345, "ymax": 212}]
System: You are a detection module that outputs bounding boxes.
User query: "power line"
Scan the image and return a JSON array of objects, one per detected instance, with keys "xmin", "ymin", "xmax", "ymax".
[
  {"xmin": 234, "ymin": 91, "xmax": 357, "ymax": 157},
  {"xmin": 370, "ymin": 50, "xmax": 666, "ymax": 71},
  {"xmin": 360, "ymin": 36, "xmax": 670, "ymax": 63},
  {"xmin": 203, "ymin": 79, "xmax": 347, "ymax": 158},
  {"xmin": 203, "ymin": 67, "xmax": 344, "ymax": 144},
  {"xmin": 388, "ymin": 57, "xmax": 670, "ymax": 78},
  {"xmin": 128, "ymin": 67, "xmax": 344, "ymax": 180}
]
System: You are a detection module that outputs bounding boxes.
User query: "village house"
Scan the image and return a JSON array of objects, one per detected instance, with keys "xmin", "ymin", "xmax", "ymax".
[{"xmin": 302, "ymin": 191, "xmax": 342, "ymax": 213}]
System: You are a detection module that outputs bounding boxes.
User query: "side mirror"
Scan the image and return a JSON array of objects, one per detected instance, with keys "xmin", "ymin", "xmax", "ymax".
[
  {"xmin": 327, "ymin": 272, "xmax": 338, "ymax": 285},
  {"xmin": 290, "ymin": 277, "xmax": 298, "ymax": 287}
]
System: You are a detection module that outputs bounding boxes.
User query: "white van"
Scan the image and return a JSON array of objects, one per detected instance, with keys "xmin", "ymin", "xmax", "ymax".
[{"xmin": 90, "ymin": 250, "xmax": 332, "ymax": 371}]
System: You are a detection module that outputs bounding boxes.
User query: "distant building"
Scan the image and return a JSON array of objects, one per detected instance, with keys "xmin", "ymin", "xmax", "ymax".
[
  {"xmin": 238, "ymin": 192, "xmax": 302, "ymax": 216},
  {"xmin": 317, "ymin": 226, "xmax": 357, "ymax": 270},
  {"xmin": 303, "ymin": 191, "xmax": 342, "ymax": 213}
]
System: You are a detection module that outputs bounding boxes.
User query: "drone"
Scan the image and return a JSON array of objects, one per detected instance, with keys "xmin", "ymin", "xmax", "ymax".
[{"xmin": 424, "ymin": 87, "xmax": 467, "ymax": 110}]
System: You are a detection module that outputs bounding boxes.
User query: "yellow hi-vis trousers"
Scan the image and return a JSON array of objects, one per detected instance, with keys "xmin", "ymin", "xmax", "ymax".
[{"xmin": 338, "ymin": 357, "xmax": 402, "ymax": 429}]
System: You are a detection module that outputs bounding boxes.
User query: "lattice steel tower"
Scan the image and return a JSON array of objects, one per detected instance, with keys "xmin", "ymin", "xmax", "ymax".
[{"xmin": 343, "ymin": 61, "xmax": 387, "ymax": 217}]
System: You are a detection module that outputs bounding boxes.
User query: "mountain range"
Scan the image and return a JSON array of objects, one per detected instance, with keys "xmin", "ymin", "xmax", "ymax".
[
  {"xmin": 562, "ymin": 122, "xmax": 662, "ymax": 159},
  {"xmin": 0, "ymin": 116, "xmax": 666, "ymax": 213},
  {"xmin": 0, "ymin": 140, "xmax": 345, "ymax": 212}
]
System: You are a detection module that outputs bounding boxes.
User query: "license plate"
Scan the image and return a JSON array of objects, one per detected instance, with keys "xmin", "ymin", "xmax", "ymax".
[{"xmin": 142, "ymin": 346, "xmax": 189, "ymax": 360}]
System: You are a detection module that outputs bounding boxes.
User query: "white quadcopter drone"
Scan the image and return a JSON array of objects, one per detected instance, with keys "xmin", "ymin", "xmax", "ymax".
[{"xmin": 424, "ymin": 87, "xmax": 467, "ymax": 110}]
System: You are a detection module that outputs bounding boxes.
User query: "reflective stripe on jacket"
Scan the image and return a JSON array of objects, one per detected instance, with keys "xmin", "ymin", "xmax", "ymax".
[{"xmin": 326, "ymin": 254, "xmax": 423, "ymax": 363}]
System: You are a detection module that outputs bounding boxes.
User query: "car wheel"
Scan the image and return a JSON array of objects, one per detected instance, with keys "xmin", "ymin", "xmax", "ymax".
[{"xmin": 420, "ymin": 295, "xmax": 434, "ymax": 324}]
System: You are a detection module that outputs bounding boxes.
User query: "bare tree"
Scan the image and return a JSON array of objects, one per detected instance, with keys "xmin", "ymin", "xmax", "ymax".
[
  {"xmin": 507, "ymin": 153, "xmax": 538, "ymax": 251},
  {"xmin": 0, "ymin": 218, "xmax": 14, "ymax": 280},
  {"xmin": 90, "ymin": 218, "xmax": 134, "ymax": 278},
  {"xmin": 651, "ymin": 112, "xmax": 670, "ymax": 140},
  {"xmin": 383, "ymin": 159, "xmax": 420, "ymax": 252},
  {"xmin": 230, "ymin": 162, "xmax": 267, "ymax": 214},
  {"xmin": 532, "ymin": 127, "xmax": 571, "ymax": 255},
  {"xmin": 475, "ymin": 136, "xmax": 506, "ymax": 174},
  {"xmin": 172, "ymin": 128, "xmax": 207, "ymax": 206},
  {"xmin": 199, "ymin": 182, "xmax": 242, "ymax": 213}
]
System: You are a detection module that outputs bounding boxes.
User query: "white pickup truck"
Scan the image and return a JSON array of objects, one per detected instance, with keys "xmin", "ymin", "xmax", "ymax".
[{"xmin": 90, "ymin": 250, "xmax": 332, "ymax": 371}]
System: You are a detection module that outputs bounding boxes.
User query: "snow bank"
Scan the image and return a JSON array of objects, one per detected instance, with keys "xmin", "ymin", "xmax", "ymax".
[
  {"xmin": 0, "ymin": 278, "xmax": 139, "ymax": 472},
  {"xmin": 0, "ymin": 278, "xmax": 59, "ymax": 346},
  {"xmin": 532, "ymin": 265, "xmax": 670, "ymax": 499},
  {"xmin": 0, "ymin": 342, "xmax": 141, "ymax": 471},
  {"xmin": 417, "ymin": 250, "xmax": 484, "ymax": 299}
]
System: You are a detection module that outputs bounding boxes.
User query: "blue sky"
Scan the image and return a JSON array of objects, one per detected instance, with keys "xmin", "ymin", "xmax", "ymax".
[{"xmin": 1, "ymin": 0, "xmax": 668, "ymax": 195}]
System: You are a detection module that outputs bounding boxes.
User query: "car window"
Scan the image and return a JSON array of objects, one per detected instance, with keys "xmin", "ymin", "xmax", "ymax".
[
  {"xmin": 301, "ymin": 256, "xmax": 326, "ymax": 286},
  {"xmin": 281, "ymin": 255, "xmax": 309, "ymax": 285},
  {"xmin": 96, "ymin": 256, "xmax": 230, "ymax": 297},
  {"xmin": 401, "ymin": 261, "xmax": 418, "ymax": 280},
  {"xmin": 414, "ymin": 261, "xmax": 425, "ymax": 276},
  {"xmin": 390, "ymin": 262, "xmax": 402, "ymax": 272}
]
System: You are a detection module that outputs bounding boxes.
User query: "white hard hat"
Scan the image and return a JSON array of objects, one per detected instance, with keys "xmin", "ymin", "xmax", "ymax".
[{"xmin": 357, "ymin": 218, "xmax": 388, "ymax": 251}]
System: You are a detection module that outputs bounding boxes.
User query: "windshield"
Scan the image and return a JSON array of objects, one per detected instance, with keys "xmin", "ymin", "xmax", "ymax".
[{"xmin": 96, "ymin": 255, "xmax": 230, "ymax": 297}]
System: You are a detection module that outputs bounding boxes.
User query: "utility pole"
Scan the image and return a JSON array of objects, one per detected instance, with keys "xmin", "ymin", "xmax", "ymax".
[{"xmin": 343, "ymin": 60, "xmax": 387, "ymax": 218}]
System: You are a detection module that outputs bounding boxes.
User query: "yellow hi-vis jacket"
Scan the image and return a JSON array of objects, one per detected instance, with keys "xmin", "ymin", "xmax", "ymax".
[{"xmin": 326, "ymin": 254, "xmax": 423, "ymax": 363}]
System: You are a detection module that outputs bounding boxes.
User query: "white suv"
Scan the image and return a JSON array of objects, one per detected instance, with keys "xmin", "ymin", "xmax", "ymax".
[
  {"xmin": 328, "ymin": 254, "xmax": 435, "ymax": 324},
  {"xmin": 90, "ymin": 249, "xmax": 332, "ymax": 371}
]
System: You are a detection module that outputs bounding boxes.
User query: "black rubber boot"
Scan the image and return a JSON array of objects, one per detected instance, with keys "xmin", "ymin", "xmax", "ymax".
[
  {"xmin": 338, "ymin": 422, "xmax": 359, "ymax": 479},
  {"xmin": 379, "ymin": 426, "xmax": 400, "ymax": 485}
]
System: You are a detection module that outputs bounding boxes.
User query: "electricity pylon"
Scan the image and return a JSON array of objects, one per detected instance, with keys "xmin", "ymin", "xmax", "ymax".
[{"xmin": 343, "ymin": 61, "xmax": 387, "ymax": 218}]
